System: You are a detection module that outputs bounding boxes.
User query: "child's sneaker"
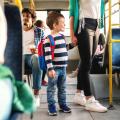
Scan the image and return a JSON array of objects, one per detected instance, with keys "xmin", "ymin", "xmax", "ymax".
[
  {"xmin": 59, "ymin": 104, "xmax": 71, "ymax": 113},
  {"xmin": 73, "ymin": 92, "xmax": 86, "ymax": 106},
  {"xmin": 85, "ymin": 96, "xmax": 108, "ymax": 112},
  {"xmin": 48, "ymin": 104, "xmax": 57, "ymax": 116}
]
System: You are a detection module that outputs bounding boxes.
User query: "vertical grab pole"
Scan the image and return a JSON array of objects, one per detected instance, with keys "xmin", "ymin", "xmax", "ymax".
[{"xmin": 108, "ymin": 0, "xmax": 113, "ymax": 107}]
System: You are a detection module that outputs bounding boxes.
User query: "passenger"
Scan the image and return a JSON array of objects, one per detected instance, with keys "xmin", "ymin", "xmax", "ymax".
[
  {"xmin": 90, "ymin": 33, "xmax": 106, "ymax": 74},
  {"xmin": 0, "ymin": 5, "xmax": 35, "ymax": 120},
  {"xmin": 44, "ymin": 11, "xmax": 74, "ymax": 116},
  {"xmin": 22, "ymin": 8, "xmax": 44, "ymax": 107},
  {"xmin": 69, "ymin": 0, "xmax": 108, "ymax": 112},
  {"xmin": 34, "ymin": 20, "xmax": 48, "ymax": 86}
]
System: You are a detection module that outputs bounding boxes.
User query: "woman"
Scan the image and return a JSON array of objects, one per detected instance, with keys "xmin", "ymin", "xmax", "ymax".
[{"xmin": 69, "ymin": 0, "xmax": 107, "ymax": 112}]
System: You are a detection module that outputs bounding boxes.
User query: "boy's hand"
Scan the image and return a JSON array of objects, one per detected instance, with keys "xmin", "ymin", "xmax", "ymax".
[{"xmin": 48, "ymin": 69, "xmax": 56, "ymax": 78}]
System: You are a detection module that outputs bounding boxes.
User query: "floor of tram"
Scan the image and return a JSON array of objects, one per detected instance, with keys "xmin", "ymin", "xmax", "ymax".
[{"xmin": 18, "ymin": 74, "xmax": 120, "ymax": 120}]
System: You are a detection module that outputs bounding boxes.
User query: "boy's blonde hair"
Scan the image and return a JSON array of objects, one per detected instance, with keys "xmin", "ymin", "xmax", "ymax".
[{"xmin": 46, "ymin": 11, "xmax": 64, "ymax": 30}]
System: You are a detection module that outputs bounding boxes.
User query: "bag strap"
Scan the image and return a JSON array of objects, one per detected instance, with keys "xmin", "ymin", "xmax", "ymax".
[
  {"xmin": 47, "ymin": 35, "xmax": 55, "ymax": 46},
  {"xmin": 47, "ymin": 35, "xmax": 55, "ymax": 59}
]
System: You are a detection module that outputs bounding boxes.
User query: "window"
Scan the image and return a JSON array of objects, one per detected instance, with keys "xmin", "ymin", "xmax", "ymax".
[{"xmin": 36, "ymin": 10, "xmax": 70, "ymax": 36}]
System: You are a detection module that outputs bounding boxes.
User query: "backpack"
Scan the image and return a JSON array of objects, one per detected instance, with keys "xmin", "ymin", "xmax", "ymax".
[{"xmin": 38, "ymin": 35, "xmax": 55, "ymax": 71}]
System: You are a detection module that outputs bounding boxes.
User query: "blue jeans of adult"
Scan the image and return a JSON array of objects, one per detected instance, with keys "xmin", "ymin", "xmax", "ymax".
[
  {"xmin": 47, "ymin": 67, "xmax": 67, "ymax": 106},
  {"xmin": 24, "ymin": 54, "xmax": 42, "ymax": 90}
]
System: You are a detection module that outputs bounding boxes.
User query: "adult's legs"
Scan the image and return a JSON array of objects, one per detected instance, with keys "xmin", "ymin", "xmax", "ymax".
[
  {"xmin": 77, "ymin": 28, "xmax": 97, "ymax": 96},
  {"xmin": 24, "ymin": 54, "xmax": 42, "ymax": 107},
  {"xmin": 31, "ymin": 54, "xmax": 42, "ymax": 91},
  {"xmin": 76, "ymin": 28, "xmax": 107, "ymax": 112}
]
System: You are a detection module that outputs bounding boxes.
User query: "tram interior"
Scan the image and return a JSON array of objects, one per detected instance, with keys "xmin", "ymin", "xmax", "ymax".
[{"xmin": 0, "ymin": 0, "xmax": 120, "ymax": 120}]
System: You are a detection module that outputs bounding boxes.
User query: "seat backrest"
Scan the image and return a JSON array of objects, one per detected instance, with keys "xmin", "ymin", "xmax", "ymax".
[
  {"xmin": 112, "ymin": 28, "xmax": 120, "ymax": 66},
  {"xmin": 4, "ymin": 3, "xmax": 23, "ymax": 80},
  {"xmin": 103, "ymin": 28, "xmax": 120, "ymax": 72}
]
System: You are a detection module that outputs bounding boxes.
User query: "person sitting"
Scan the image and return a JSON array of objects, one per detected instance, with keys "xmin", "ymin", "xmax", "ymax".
[
  {"xmin": 22, "ymin": 8, "xmax": 44, "ymax": 107},
  {"xmin": 69, "ymin": 32, "xmax": 106, "ymax": 77}
]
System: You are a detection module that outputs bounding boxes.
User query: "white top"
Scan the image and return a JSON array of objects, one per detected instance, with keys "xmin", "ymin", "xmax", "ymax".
[
  {"xmin": 79, "ymin": 0, "xmax": 101, "ymax": 19},
  {"xmin": 23, "ymin": 29, "xmax": 35, "ymax": 54}
]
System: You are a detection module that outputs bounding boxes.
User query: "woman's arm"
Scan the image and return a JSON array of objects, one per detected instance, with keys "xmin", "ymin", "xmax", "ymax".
[{"xmin": 70, "ymin": 16, "xmax": 78, "ymax": 45}]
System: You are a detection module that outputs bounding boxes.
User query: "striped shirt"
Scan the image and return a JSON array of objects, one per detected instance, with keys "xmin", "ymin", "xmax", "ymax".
[{"xmin": 44, "ymin": 34, "xmax": 68, "ymax": 71}]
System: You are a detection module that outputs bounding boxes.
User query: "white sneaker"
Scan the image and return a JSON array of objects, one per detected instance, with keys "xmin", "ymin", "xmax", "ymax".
[
  {"xmin": 73, "ymin": 92, "xmax": 86, "ymax": 106},
  {"xmin": 85, "ymin": 96, "xmax": 108, "ymax": 112},
  {"xmin": 35, "ymin": 95, "xmax": 40, "ymax": 107}
]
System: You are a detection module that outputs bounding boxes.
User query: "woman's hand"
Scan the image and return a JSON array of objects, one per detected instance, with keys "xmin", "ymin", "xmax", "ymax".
[{"xmin": 72, "ymin": 35, "xmax": 78, "ymax": 46}]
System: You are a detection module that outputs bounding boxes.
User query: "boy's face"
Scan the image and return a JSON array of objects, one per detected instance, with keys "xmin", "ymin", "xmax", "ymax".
[
  {"xmin": 22, "ymin": 12, "xmax": 33, "ymax": 30},
  {"xmin": 54, "ymin": 17, "xmax": 65, "ymax": 32}
]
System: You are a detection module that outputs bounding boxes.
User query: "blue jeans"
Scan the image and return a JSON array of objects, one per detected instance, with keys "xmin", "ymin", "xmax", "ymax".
[
  {"xmin": 24, "ymin": 54, "xmax": 42, "ymax": 90},
  {"xmin": 47, "ymin": 67, "xmax": 67, "ymax": 106}
]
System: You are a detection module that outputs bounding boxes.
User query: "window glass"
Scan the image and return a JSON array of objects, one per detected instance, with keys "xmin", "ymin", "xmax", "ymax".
[{"xmin": 36, "ymin": 10, "xmax": 70, "ymax": 36}]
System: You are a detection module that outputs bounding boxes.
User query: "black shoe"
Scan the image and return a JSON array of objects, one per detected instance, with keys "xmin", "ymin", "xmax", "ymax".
[{"xmin": 59, "ymin": 104, "xmax": 71, "ymax": 113}]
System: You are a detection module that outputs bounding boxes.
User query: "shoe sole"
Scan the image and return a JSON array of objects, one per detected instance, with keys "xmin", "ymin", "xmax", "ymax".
[
  {"xmin": 85, "ymin": 107, "xmax": 108, "ymax": 113},
  {"xmin": 48, "ymin": 111, "xmax": 57, "ymax": 116},
  {"xmin": 59, "ymin": 109, "xmax": 72, "ymax": 113}
]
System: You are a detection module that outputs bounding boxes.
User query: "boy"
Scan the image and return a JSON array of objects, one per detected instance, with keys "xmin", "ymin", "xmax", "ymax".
[{"xmin": 44, "ymin": 11, "xmax": 74, "ymax": 116}]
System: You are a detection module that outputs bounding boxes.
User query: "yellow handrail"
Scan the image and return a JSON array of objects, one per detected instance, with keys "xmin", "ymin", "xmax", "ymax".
[
  {"xmin": 111, "ymin": 39, "xmax": 120, "ymax": 42},
  {"xmin": 111, "ymin": 24, "xmax": 120, "ymax": 27},
  {"xmin": 108, "ymin": 0, "xmax": 120, "ymax": 106},
  {"xmin": 108, "ymin": 0, "xmax": 112, "ymax": 106}
]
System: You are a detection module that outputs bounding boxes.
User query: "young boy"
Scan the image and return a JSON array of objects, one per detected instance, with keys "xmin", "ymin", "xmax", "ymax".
[{"xmin": 44, "ymin": 11, "xmax": 73, "ymax": 116}]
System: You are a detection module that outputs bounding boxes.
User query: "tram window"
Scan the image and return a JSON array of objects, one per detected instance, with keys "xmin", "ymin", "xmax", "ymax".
[
  {"xmin": 36, "ymin": 11, "xmax": 50, "ymax": 36},
  {"xmin": 61, "ymin": 11, "xmax": 70, "ymax": 36},
  {"xmin": 105, "ymin": 0, "xmax": 120, "ymax": 33},
  {"xmin": 35, "ymin": 10, "xmax": 70, "ymax": 36}
]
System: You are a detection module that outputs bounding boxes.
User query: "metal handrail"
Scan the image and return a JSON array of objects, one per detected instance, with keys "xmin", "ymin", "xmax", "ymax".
[{"xmin": 108, "ymin": 0, "xmax": 120, "ymax": 107}]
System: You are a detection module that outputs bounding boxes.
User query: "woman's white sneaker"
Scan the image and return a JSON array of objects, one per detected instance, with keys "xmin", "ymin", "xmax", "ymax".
[
  {"xmin": 73, "ymin": 92, "xmax": 86, "ymax": 106},
  {"xmin": 85, "ymin": 96, "xmax": 107, "ymax": 112}
]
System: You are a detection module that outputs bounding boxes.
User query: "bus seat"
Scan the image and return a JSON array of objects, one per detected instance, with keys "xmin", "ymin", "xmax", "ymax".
[
  {"xmin": 4, "ymin": 3, "xmax": 23, "ymax": 81},
  {"xmin": 112, "ymin": 28, "xmax": 120, "ymax": 87},
  {"xmin": 112, "ymin": 28, "xmax": 120, "ymax": 72},
  {"xmin": 103, "ymin": 28, "xmax": 120, "ymax": 87},
  {"xmin": 3, "ymin": 3, "xmax": 23, "ymax": 120}
]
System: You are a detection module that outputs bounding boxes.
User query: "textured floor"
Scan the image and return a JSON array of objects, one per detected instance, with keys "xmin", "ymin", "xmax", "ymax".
[{"xmin": 18, "ymin": 74, "xmax": 120, "ymax": 120}]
